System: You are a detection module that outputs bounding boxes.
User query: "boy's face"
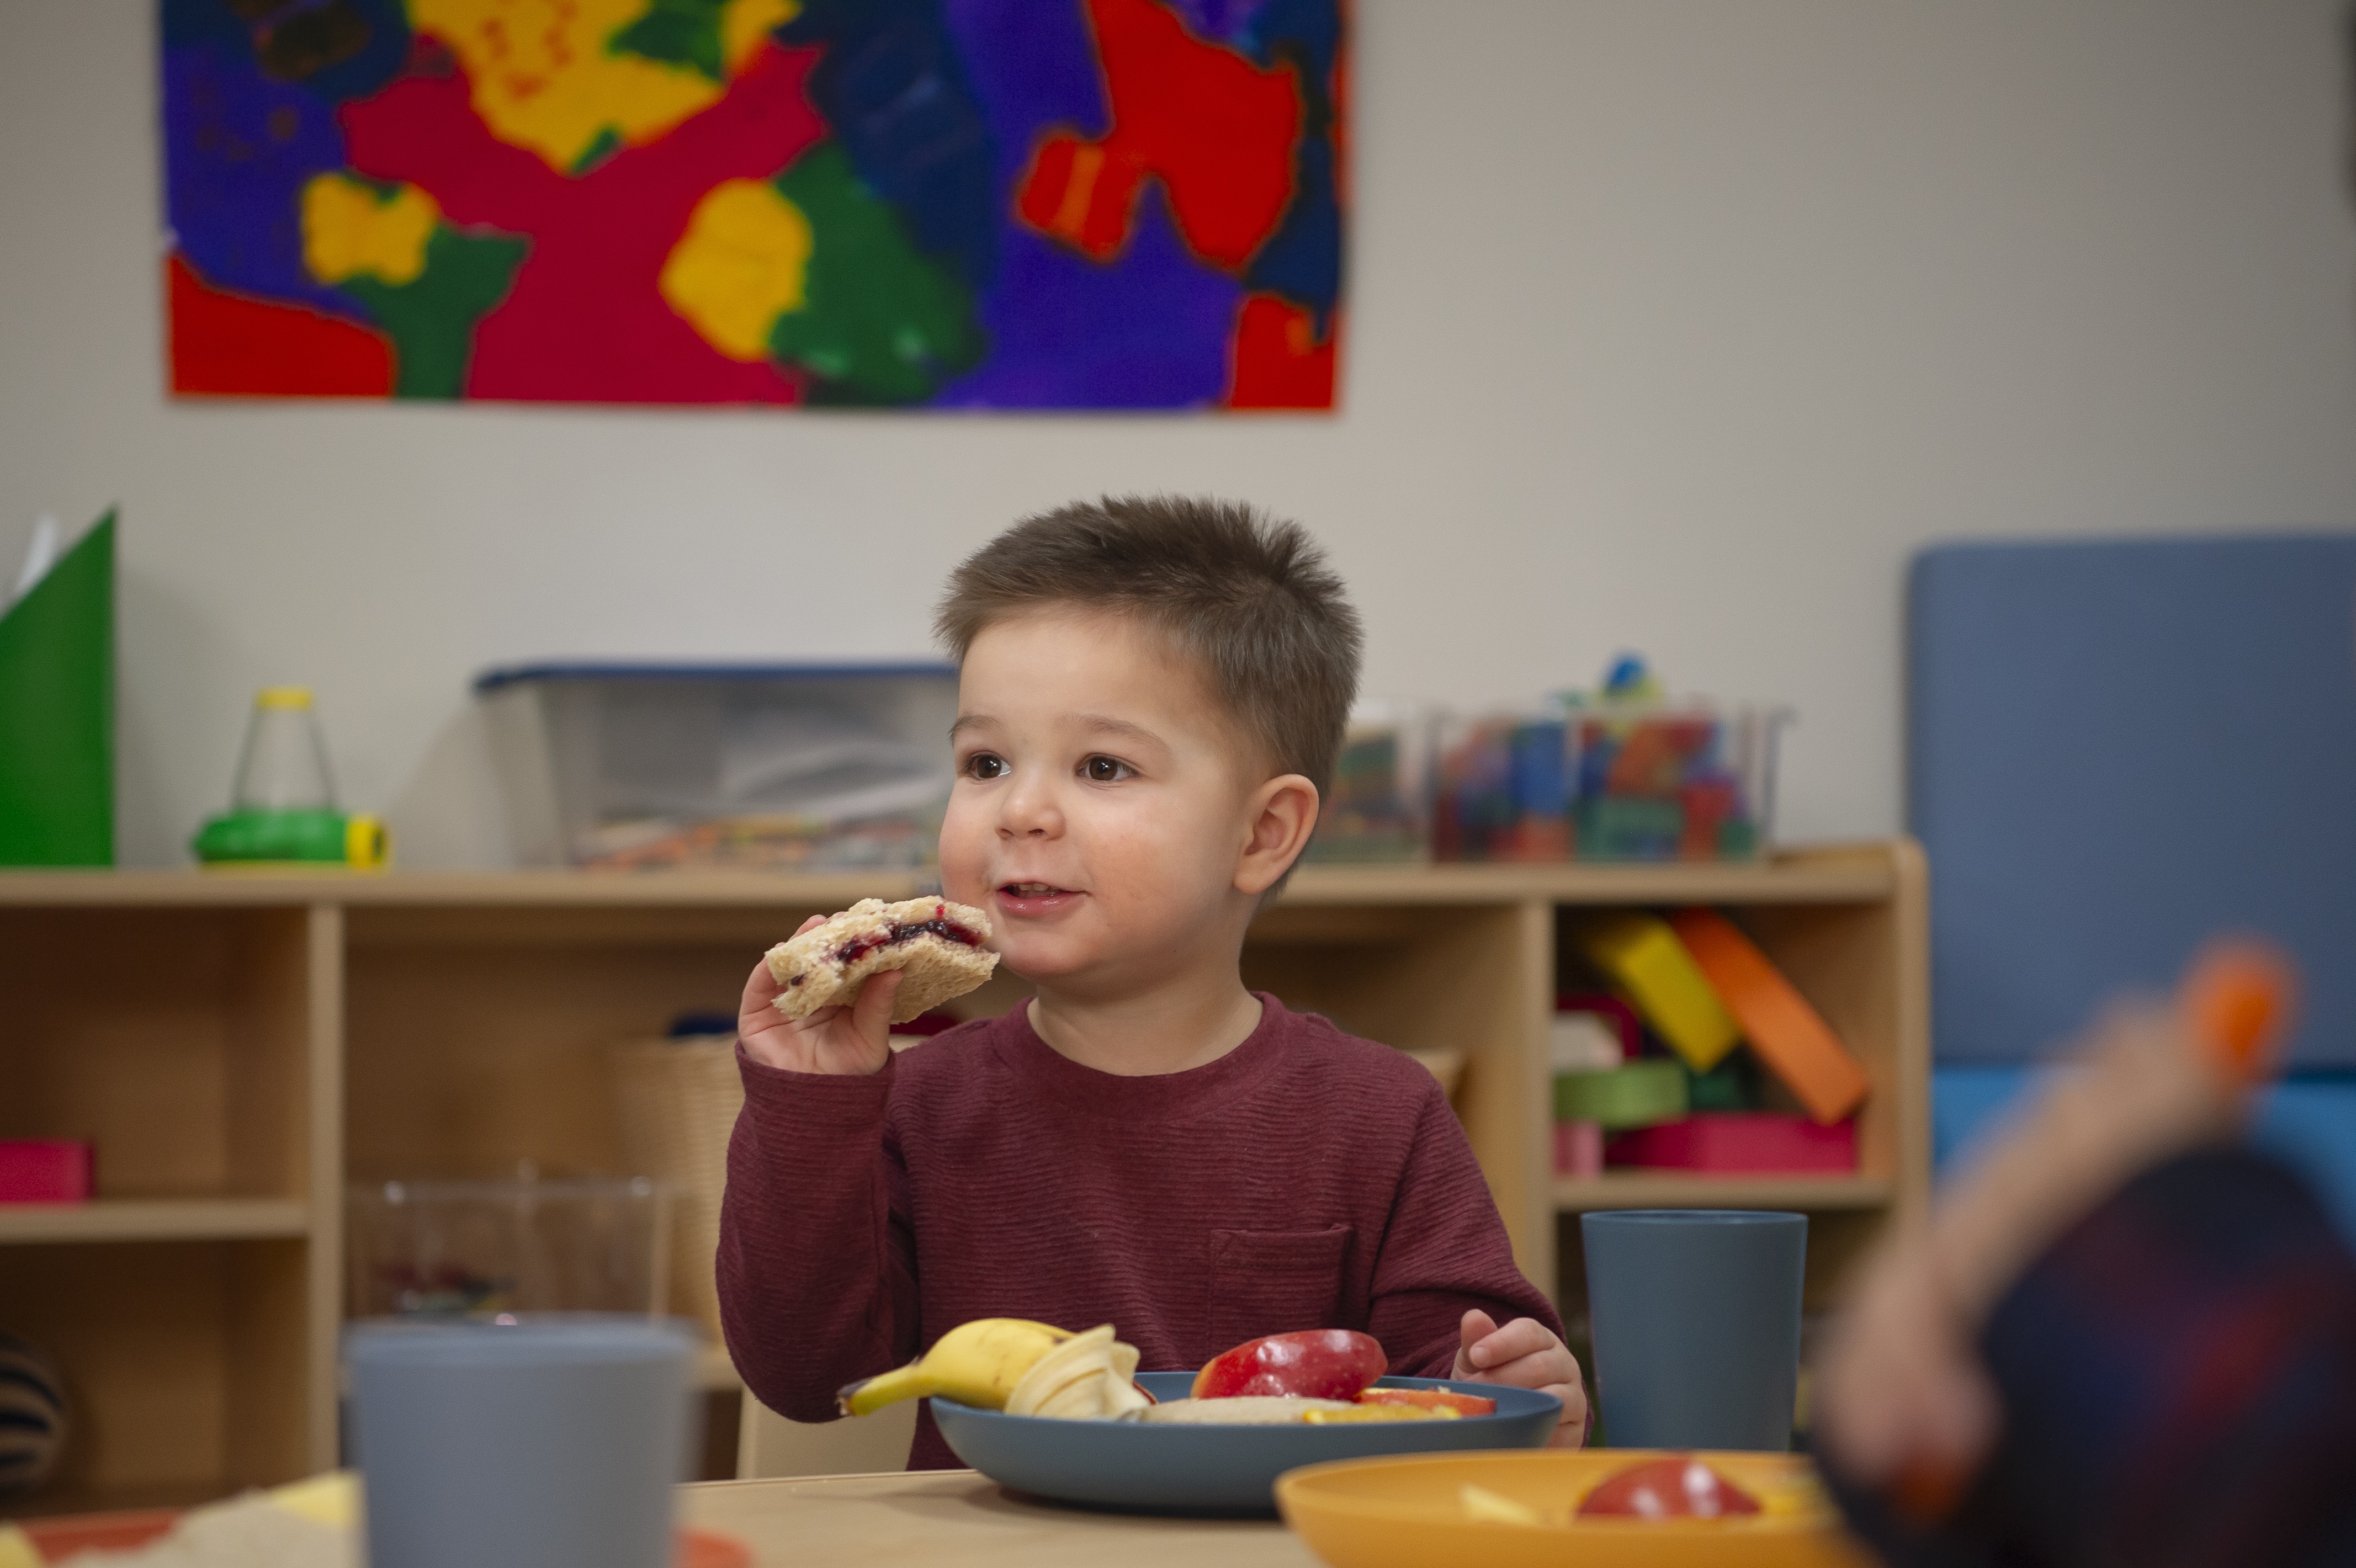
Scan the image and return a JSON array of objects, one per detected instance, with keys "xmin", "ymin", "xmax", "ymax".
[{"xmin": 939, "ymin": 608, "xmax": 1272, "ymax": 993}]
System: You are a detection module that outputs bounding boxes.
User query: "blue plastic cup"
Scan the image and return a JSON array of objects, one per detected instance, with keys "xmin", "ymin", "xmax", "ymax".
[
  {"xmin": 1580, "ymin": 1210, "xmax": 1807, "ymax": 1450},
  {"xmin": 347, "ymin": 1316, "xmax": 696, "ymax": 1568}
]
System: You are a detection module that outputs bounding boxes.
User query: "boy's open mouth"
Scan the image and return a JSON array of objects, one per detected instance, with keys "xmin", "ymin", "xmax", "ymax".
[{"xmin": 997, "ymin": 881, "xmax": 1083, "ymax": 909}]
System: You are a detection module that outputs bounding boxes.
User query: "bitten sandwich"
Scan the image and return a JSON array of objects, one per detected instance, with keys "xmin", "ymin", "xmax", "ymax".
[{"xmin": 765, "ymin": 897, "xmax": 998, "ymax": 1024}]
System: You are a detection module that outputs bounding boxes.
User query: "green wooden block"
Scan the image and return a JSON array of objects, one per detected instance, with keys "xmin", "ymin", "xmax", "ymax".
[
  {"xmin": 0, "ymin": 512, "xmax": 113, "ymax": 865},
  {"xmin": 1553, "ymin": 1058, "xmax": 1689, "ymax": 1129},
  {"xmin": 1685, "ymin": 1050, "xmax": 1763, "ymax": 1112}
]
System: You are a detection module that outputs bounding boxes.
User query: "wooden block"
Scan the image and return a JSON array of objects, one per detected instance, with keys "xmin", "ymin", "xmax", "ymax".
[
  {"xmin": 0, "ymin": 1141, "xmax": 93, "ymax": 1203},
  {"xmin": 1573, "ymin": 915, "xmax": 1740, "ymax": 1071},
  {"xmin": 1552, "ymin": 1060, "xmax": 1688, "ymax": 1129},
  {"xmin": 1607, "ymin": 1112, "xmax": 1858, "ymax": 1174},
  {"xmin": 1670, "ymin": 908, "xmax": 1869, "ymax": 1123}
]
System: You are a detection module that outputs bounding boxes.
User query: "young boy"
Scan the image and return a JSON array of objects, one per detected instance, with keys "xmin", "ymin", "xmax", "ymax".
[{"xmin": 718, "ymin": 495, "xmax": 1583, "ymax": 1469}]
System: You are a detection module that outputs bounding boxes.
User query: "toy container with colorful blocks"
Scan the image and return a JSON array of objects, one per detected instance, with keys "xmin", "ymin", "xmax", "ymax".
[
  {"xmin": 1429, "ymin": 713, "xmax": 1573, "ymax": 862},
  {"xmin": 1559, "ymin": 656, "xmax": 1787, "ymax": 863},
  {"xmin": 1429, "ymin": 659, "xmax": 1786, "ymax": 863},
  {"xmin": 1304, "ymin": 704, "xmax": 1430, "ymax": 863}
]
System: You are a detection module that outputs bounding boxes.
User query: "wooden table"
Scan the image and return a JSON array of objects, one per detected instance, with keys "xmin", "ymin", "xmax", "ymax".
[{"xmin": 678, "ymin": 1470, "xmax": 1323, "ymax": 1567}]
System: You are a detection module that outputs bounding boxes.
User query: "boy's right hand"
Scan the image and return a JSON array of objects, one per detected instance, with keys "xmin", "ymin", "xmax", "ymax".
[{"xmin": 736, "ymin": 914, "xmax": 904, "ymax": 1075}]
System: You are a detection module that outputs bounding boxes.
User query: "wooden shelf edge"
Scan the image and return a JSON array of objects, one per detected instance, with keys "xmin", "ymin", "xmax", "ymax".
[
  {"xmin": 0, "ymin": 846, "xmax": 1900, "ymax": 911},
  {"xmin": 1551, "ymin": 1174, "xmax": 1896, "ymax": 1213},
  {"xmin": 0, "ymin": 1198, "xmax": 311, "ymax": 1245},
  {"xmin": 696, "ymin": 1345, "xmax": 744, "ymax": 1392}
]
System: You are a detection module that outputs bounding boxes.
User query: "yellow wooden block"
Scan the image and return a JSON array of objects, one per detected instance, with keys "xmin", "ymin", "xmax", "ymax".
[{"xmin": 1577, "ymin": 914, "xmax": 1741, "ymax": 1071}]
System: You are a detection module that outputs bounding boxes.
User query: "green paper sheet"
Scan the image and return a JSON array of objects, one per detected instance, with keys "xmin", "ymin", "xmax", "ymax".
[{"xmin": 0, "ymin": 511, "xmax": 114, "ymax": 864}]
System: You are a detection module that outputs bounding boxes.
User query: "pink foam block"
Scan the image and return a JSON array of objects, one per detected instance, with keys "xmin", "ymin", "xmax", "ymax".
[
  {"xmin": 1553, "ymin": 1120, "xmax": 1604, "ymax": 1178},
  {"xmin": 1605, "ymin": 1113, "xmax": 1856, "ymax": 1174},
  {"xmin": 0, "ymin": 1140, "xmax": 95, "ymax": 1203}
]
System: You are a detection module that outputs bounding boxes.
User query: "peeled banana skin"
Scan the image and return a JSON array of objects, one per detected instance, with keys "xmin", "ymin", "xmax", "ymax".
[{"xmin": 836, "ymin": 1317, "xmax": 1073, "ymax": 1417}]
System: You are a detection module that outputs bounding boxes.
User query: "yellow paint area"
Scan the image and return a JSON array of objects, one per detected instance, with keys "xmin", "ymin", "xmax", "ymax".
[
  {"xmin": 302, "ymin": 174, "xmax": 441, "ymax": 286},
  {"xmin": 659, "ymin": 178, "xmax": 813, "ymax": 362},
  {"xmin": 410, "ymin": 0, "xmax": 801, "ymax": 172},
  {"xmin": 724, "ymin": 0, "xmax": 799, "ymax": 72}
]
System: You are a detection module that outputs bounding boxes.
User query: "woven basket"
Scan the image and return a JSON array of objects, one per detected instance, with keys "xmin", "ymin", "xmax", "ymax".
[{"xmin": 610, "ymin": 1035, "xmax": 745, "ymax": 1344}]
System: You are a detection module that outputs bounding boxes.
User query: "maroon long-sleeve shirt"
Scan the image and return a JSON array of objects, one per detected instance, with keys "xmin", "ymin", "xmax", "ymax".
[{"xmin": 717, "ymin": 993, "xmax": 1562, "ymax": 1469}]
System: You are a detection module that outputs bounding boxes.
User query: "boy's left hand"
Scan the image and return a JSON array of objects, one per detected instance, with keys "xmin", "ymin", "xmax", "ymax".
[{"xmin": 1453, "ymin": 1309, "xmax": 1588, "ymax": 1447}]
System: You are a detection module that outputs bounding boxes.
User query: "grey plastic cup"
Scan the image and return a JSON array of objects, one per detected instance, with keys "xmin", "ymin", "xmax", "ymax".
[
  {"xmin": 347, "ymin": 1315, "xmax": 697, "ymax": 1568},
  {"xmin": 1580, "ymin": 1209, "xmax": 1807, "ymax": 1450}
]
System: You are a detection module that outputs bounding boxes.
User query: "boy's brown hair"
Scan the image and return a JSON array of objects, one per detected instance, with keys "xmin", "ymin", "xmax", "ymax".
[{"xmin": 934, "ymin": 495, "xmax": 1363, "ymax": 795}]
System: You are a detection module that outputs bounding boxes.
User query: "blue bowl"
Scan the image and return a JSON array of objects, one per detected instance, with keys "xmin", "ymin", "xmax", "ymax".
[{"xmin": 931, "ymin": 1371, "xmax": 1561, "ymax": 1516}]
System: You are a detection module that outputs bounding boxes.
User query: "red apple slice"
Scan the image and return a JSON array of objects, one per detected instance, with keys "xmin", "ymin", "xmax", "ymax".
[
  {"xmin": 1191, "ymin": 1330, "xmax": 1387, "ymax": 1401},
  {"xmin": 1578, "ymin": 1455, "xmax": 1763, "ymax": 1520},
  {"xmin": 1357, "ymin": 1386, "xmax": 1497, "ymax": 1416}
]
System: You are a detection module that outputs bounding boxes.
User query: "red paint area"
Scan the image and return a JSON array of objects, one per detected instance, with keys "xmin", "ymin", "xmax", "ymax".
[
  {"xmin": 168, "ymin": 256, "xmax": 394, "ymax": 397},
  {"xmin": 337, "ymin": 41, "xmax": 825, "ymax": 403},
  {"xmin": 1226, "ymin": 293, "xmax": 1335, "ymax": 409},
  {"xmin": 1016, "ymin": 0, "xmax": 1299, "ymax": 272}
]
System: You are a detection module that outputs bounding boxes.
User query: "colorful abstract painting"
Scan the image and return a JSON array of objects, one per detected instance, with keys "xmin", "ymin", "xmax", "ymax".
[{"xmin": 160, "ymin": 0, "xmax": 1345, "ymax": 409}]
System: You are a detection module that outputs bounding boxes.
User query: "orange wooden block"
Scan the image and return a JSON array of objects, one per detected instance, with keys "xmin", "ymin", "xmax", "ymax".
[{"xmin": 1670, "ymin": 908, "xmax": 1869, "ymax": 1124}]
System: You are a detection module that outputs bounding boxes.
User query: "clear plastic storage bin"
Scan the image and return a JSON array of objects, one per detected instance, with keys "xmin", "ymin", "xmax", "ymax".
[
  {"xmin": 476, "ymin": 663, "xmax": 958, "ymax": 870},
  {"xmin": 1302, "ymin": 704, "xmax": 1429, "ymax": 863},
  {"xmin": 346, "ymin": 1178, "xmax": 672, "ymax": 1319},
  {"xmin": 1432, "ymin": 704, "xmax": 1785, "ymax": 862}
]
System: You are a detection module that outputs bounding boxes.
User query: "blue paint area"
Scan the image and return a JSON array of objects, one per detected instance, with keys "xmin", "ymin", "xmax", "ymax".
[
  {"xmin": 162, "ymin": 40, "xmax": 368, "ymax": 322},
  {"xmin": 930, "ymin": 185, "xmax": 1241, "ymax": 408},
  {"xmin": 1167, "ymin": 0, "xmax": 1277, "ymax": 45},
  {"xmin": 161, "ymin": 0, "xmax": 407, "ymax": 104},
  {"xmin": 934, "ymin": 0, "xmax": 1237, "ymax": 407},
  {"xmin": 1244, "ymin": 127, "xmax": 1340, "ymax": 326},
  {"xmin": 1934, "ymin": 1065, "xmax": 2356, "ymax": 1242},
  {"xmin": 780, "ymin": 0, "xmax": 1001, "ymax": 290},
  {"xmin": 1910, "ymin": 536, "xmax": 2356, "ymax": 1067},
  {"xmin": 1239, "ymin": 0, "xmax": 1342, "ymax": 325},
  {"xmin": 943, "ymin": 0, "xmax": 1110, "ymax": 192}
]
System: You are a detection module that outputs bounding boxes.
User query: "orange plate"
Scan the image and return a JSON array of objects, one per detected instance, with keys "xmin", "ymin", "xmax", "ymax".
[{"xmin": 1277, "ymin": 1449, "xmax": 1878, "ymax": 1568}]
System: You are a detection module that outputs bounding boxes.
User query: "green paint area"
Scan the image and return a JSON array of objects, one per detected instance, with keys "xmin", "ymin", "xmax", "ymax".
[
  {"xmin": 336, "ymin": 225, "xmax": 529, "ymax": 398},
  {"xmin": 611, "ymin": 0, "xmax": 731, "ymax": 82},
  {"xmin": 766, "ymin": 143, "xmax": 984, "ymax": 405},
  {"xmin": 571, "ymin": 125, "xmax": 624, "ymax": 175},
  {"xmin": 0, "ymin": 512, "xmax": 112, "ymax": 865}
]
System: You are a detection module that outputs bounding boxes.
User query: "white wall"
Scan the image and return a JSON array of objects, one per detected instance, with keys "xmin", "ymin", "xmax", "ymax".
[{"xmin": 4, "ymin": 1, "xmax": 2354, "ymax": 867}]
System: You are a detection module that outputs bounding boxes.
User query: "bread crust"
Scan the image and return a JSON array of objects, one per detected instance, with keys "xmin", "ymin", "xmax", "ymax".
[{"xmin": 764, "ymin": 897, "xmax": 999, "ymax": 1024}]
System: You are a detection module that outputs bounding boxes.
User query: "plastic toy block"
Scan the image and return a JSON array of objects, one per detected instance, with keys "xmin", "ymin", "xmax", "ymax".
[
  {"xmin": 1553, "ymin": 1120, "xmax": 1604, "ymax": 1177},
  {"xmin": 1556, "ymin": 993, "xmax": 1640, "ymax": 1053},
  {"xmin": 1553, "ymin": 1058, "xmax": 1689, "ymax": 1129},
  {"xmin": 1551, "ymin": 1013, "xmax": 1626, "ymax": 1073},
  {"xmin": 0, "ymin": 1141, "xmax": 93, "ymax": 1203},
  {"xmin": 1685, "ymin": 1050, "xmax": 1762, "ymax": 1112},
  {"xmin": 1574, "ymin": 914, "xmax": 1742, "ymax": 1071},
  {"xmin": 1606, "ymin": 1113, "xmax": 1858, "ymax": 1174},
  {"xmin": 1553, "ymin": 993, "xmax": 1639, "ymax": 1073},
  {"xmin": 1669, "ymin": 908, "xmax": 1870, "ymax": 1123}
]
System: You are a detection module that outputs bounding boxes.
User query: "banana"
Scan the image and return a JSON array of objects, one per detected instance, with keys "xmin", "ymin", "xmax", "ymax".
[
  {"xmin": 837, "ymin": 1317, "xmax": 1074, "ymax": 1416},
  {"xmin": 1004, "ymin": 1324, "xmax": 1151, "ymax": 1418}
]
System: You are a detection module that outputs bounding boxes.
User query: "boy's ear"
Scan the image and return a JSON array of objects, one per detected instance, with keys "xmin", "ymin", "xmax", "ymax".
[{"xmin": 1234, "ymin": 774, "xmax": 1320, "ymax": 896}]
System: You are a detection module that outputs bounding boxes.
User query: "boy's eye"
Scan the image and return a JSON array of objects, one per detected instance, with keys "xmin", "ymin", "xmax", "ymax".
[
  {"xmin": 964, "ymin": 753, "xmax": 1008, "ymax": 780},
  {"xmin": 1084, "ymin": 755, "xmax": 1133, "ymax": 783}
]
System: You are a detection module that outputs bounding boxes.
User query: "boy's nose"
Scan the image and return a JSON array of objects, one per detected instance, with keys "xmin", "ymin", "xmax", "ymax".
[{"xmin": 996, "ymin": 777, "xmax": 1062, "ymax": 838}]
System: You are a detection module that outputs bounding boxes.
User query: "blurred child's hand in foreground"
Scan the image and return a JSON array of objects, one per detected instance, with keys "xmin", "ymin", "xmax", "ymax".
[
  {"xmin": 736, "ymin": 915, "xmax": 903, "ymax": 1075},
  {"xmin": 1453, "ymin": 1309, "xmax": 1588, "ymax": 1446}
]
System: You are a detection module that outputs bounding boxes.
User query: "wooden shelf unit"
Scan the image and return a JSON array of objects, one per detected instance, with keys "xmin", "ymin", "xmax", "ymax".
[{"xmin": 0, "ymin": 842, "xmax": 1926, "ymax": 1514}]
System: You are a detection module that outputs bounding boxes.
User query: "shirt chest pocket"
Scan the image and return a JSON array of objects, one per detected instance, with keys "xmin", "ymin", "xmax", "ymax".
[{"xmin": 1204, "ymin": 1225, "xmax": 1355, "ymax": 1353}]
